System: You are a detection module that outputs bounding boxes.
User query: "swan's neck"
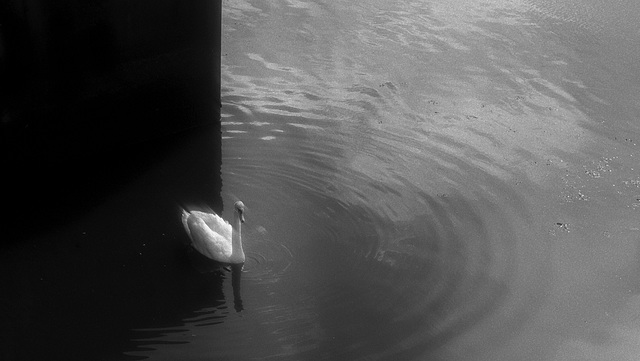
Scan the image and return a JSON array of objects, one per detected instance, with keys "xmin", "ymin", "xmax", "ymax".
[{"xmin": 231, "ymin": 212, "xmax": 244, "ymax": 261}]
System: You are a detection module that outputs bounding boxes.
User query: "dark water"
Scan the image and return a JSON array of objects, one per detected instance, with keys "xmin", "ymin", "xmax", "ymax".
[{"xmin": 4, "ymin": 0, "xmax": 640, "ymax": 360}]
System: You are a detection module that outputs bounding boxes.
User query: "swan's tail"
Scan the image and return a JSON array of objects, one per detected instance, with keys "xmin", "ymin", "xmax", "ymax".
[{"xmin": 180, "ymin": 208, "xmax": 192, "ymax": 241}]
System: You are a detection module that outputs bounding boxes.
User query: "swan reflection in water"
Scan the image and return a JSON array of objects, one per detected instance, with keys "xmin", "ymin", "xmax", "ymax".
[
  {"xmin": 179, "ymin": 242, "xmax": 246, "ymax": 316},
  {"xmin": 229, "ymin": 263, "xmax": 244, "ymax": 312}
]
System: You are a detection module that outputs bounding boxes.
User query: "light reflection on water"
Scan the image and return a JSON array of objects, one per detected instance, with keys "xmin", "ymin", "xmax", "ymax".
[{"xmin": 130, "ymin": 0, "xmax": 640, "ymax": 360}]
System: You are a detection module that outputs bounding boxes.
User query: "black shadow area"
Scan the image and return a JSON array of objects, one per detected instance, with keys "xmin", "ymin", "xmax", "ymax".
[
  {"xmin": 0, "ymin": 125, "xmax": 224, "ymax": 361},
  {"xmin": 1, "ymin": 0, "xmax": 224, "ymax": 359}
]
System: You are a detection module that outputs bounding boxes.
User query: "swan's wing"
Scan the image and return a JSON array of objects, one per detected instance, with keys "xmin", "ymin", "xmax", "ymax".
[
  {"xmin": 190, "ymin": 210, "xmax": 232, "ymax": 241},
  {"xmin": 187, "ymin": 216, "xmax": 232, "ymax": 261}
]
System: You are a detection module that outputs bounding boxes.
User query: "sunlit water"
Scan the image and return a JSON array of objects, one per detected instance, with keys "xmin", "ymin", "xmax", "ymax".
[{"xmin": 128, "ymin": 0, "xmax": 640, "ymax": 360}]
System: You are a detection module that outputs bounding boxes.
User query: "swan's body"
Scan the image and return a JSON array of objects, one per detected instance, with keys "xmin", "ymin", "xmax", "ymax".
[{"xmin": 181, "ymin": 201, "xmax": 246, "ymax": 264}]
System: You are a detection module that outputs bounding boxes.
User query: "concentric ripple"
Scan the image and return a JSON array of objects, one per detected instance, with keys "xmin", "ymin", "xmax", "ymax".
[
  {"xmin": 218, "ymin": 103, "xmax": 553, "ymax": 359},
  {"xmin": 241, "ymin": 233, "xmax": 294, "ymax": 283}
]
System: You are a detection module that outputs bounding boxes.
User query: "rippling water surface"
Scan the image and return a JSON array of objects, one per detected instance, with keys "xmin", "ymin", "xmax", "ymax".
[{"xmin": 130, "ymin": 0, "xmax": 640, "ymax": 360}]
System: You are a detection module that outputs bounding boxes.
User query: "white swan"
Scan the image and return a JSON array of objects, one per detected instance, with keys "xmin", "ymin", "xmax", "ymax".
[{"xmin": 181, "ymin": 201, "xmax": 246, "ymax": 264}]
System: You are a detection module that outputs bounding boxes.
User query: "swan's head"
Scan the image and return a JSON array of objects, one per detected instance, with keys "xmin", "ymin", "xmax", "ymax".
[{"xmin": 234, "ymin": 201, "xmax": 246, "ymax": 223}]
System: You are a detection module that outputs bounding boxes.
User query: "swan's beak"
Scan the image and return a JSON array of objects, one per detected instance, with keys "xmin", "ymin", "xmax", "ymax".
[{"xmin": 240, "ymin": 212, "xmax": 245, "ymax": 223}]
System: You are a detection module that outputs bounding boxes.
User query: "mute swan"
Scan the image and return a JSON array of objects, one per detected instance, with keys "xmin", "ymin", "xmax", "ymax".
[{"xmin": 181, "ymin": 201, "xmax": 246, "ymax": 264}]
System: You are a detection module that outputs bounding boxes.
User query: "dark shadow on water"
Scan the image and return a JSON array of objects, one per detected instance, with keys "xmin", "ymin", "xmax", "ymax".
[
  {"xmin": 123, "ymin": 255, "xmax": 244, "ymax": 359},
  {"xmin": 0, "ymin": 124, "xmax": 224, "ymax": 360},
  {"xmin": 1, "ymin": 1, "xmax": 227, "ymax": 359}
]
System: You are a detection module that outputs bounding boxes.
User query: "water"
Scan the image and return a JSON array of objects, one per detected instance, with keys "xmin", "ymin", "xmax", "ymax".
[
  {"xmin": 121, "ymin": 1, "xmax": 640, "ymax": 360},
  {"xmin": 5, "ymin": 0, "xmax": 638, "ymax": 360},
  {"xmin": 125, "ymin": 0, "xmax": 640, "ymax": 360}
]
